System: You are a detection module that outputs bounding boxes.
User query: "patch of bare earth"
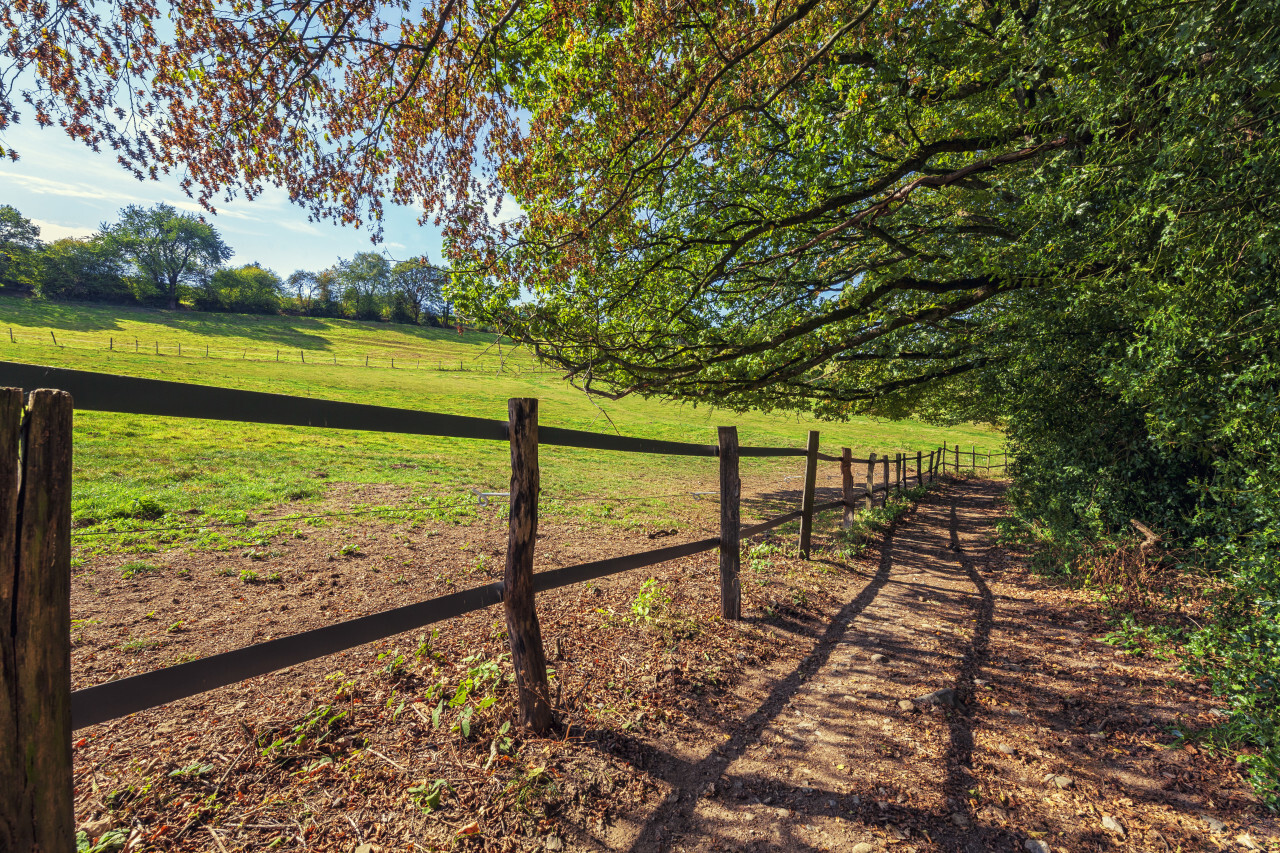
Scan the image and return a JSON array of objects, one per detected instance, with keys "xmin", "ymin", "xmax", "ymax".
[{"xmin": 71, "ymin": 479, "xmax": 1277, "ymax": 852}]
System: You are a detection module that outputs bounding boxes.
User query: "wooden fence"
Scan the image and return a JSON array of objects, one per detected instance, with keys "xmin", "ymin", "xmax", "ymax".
[
  {"xmin": 6, "ymin": 327, "xmax": 539, "ymax": 374},
  {"xmin": 0, "ymin": 361, "xmax": 995, "ymax": 848}
]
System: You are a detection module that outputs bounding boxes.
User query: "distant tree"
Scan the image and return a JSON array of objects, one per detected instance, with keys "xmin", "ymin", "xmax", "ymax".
[
  {"xmin": 0, "ymin": 205, "xmax": 43, "ymax": 292},
  {"xmin": 285, "ymin": 269, "xmax": 318, "ymax": 315},
  {"xmin": 389, "ymin": 259, "xmax": 447, "ymax": 325},
  {"xmin": 337, "ymin": 252, "xmax": 391, "ymax": 321},
  {"xmin": 38, "ymin": 237, "xmax": 130, "ymax": 302},
  {"xmin": 312, "ymin": 268, "xmax": 343, "ymax": 317},
  {"xmin": 196, "ymin": 264, "xmax": 282, "ymax": 314},
  {"xmin": 102, "ymin": 203, "xmax": 233, "ymax": 309}
]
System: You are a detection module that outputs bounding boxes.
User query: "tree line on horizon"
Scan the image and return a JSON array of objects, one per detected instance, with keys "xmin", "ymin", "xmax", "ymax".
[{"xmin": 0, "ymin": 201, "xmax": 456, "ymax": 325}]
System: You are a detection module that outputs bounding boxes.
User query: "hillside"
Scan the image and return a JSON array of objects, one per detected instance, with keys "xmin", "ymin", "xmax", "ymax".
[{"xmin": 0, "ymin": 295, "xmax": 1003, "ymax": 538}]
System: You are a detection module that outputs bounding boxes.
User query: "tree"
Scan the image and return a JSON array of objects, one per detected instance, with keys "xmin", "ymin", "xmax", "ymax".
[
  {"xmin": 101, "ymin": 204, "xmax": 233, "ymax": 309},
  {"xmin": 390, "ymin": 260, "xmax": 448, "ymax": 325},
  {"xmin": 0, "ymin": 205, "xmax": 42, "ymax": 292},
  {"xmin": 285, "ymin": 269, "xmax": 319, "ymax": 315},
  {"xmin": 197, "ymin": 264, "xmax": 282, "ymax": 314},
  {"xmin": 336, "ymin": 253, "xmax": 391, "ymax": 321},
  {"xmin": 37, "ymin": 237, "xmax": 130, "ymax": 302}
]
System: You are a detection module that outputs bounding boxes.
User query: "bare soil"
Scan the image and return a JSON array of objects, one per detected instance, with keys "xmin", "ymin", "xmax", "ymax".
[{"xmin": 70, "ymin": 478, "xmax": 1278, "ymax": 852}]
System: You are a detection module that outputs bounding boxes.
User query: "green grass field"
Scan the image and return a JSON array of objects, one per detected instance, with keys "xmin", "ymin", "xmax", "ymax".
[{"xmin": 0, "ymin": 295, "xmax": 1003, "ymax": 548}]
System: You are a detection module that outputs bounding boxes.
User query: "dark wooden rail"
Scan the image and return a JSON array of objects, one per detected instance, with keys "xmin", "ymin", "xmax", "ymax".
[{"xmin": 0, "ymin": 360, "xmax": 982, "ymax": 844}]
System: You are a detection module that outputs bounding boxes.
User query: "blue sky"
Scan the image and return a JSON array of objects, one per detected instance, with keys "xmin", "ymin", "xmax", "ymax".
[{"xmin": 0, "ymin": 121, "xmax": 448, "ymax": 275}]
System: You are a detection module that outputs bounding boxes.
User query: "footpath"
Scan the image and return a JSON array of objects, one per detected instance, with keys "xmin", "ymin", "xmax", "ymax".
[{"xmin": 617, "ymin": 480, "xmax": 1276, "ymax": 853}]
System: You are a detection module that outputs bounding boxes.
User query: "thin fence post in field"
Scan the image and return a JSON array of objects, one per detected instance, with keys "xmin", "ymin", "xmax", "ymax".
[
  {"xmin": 206, "ymin": 345, "xmax": 209, "ymax": 357},
  {"xmin": 366, "ymin": 355, "xmax": 370, "ymax": 367},
  {"xmin": 391, "ymin": 357, "xmax": 395, "ymax": 369},
  {"xmin": 865, "ymin": 452, "xmax": 876, "ymax": 511},
  {"xmin": 971, "ymin": 444, "xmax": 976, "ymax": 473},
  {"xmin": 276, "ymin": 350, "xmax": 279, "ymax": 362},
  {"xmin": 300, "ymin": 350, "xmax": 304, "ymax": 363},
  {"xmin": 7, "ymin": 329, "xmax": 11, "ymax": 343},
  {"xmin": 917, "ymin": 450, "xmax": 923, "ymax": 488},
  {"xmin": 178, "ymin": 342, "xmax": 181, "ymax": 357},
  {"xmin": 896, "ymin": 453, "xmax": 903, "ymax": 493},
  {"xmin": 797, "ymin": 430, "xmax": 820, "ymax": 558},
  {"xmin": 881, "ymin": 455, "xmax": 889, "ymax": 504},
  {"xmin": 134, "ymin": 339, "xmax": 138, "ymax": 352},
  {"xmin": 1, "ymin": 387, "xmax": 74, "ymax": 851},
  {"xmin": 109, "ymin": 337, "xmax": 112, "ymax": 351},
  {"xmin": 49, "ymin": 331, "xmax": 56, "ymax": 347},
  {"xmin": 942, "ymin": 440, "xmax": 947, "ymax": 474},
  {"xmin": 154, "ymin": 341, "xmax": 159, "ymax": 355},
  {"xmin": 840, "ymin": 447, "xmax": 855, "ymax": 530},
  {"xmin": 955, "ymin": 445, "xmax": 959, "ymax": 473},
  {"xmin": 718, "ymin": 426, "xmax": 741, "ymax": 619},
  {"xmin": 504, "ymin": 398, "xmax": 553, "ymax": 733}
]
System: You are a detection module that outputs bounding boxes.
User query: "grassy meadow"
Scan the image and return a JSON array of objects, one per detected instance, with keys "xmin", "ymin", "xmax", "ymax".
[{"xmin": 0, "ymin": 295, "xmax": 1003, "ymax": 550}]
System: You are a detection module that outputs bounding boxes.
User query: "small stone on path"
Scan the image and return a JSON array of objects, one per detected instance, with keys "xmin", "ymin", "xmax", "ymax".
[
  {"xmin": 997, "ymin": 743, "xmax": 1017, "ymax": 756},
  {"xmin": 951, "ymin": 812, "xmax": 969, "ymax": 827},
  {"xmin": 1024, "ymin": 840, "xmax": 1051, "ymax": 853},
  {"xmin": 1200, "ymin": 814, "xmax": 1227, "ymax": 834},
  {"xmin": 545, "ymin": 835, "xmax": 564, "ymax": 851},
  {"xmin": 870, "ymin": 653, "xmax": 888, "ymax": 664},
  {"xmin": 915, "ymin": 687, "xmax": 957, "ymax": 707},
  {"xmin": 1101, "ymin": 815, "xmax": 1125, "ymax": 837},
  {"xmin": 850, "ymin": 844, "xmax": 877, "ymax": 853},
  {"xmin": 897, "ymin": 699, "xmax": 916, "ymax": 712}
]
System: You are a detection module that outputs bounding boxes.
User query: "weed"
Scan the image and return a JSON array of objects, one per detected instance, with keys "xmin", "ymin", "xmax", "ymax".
[
  {"xmin": 339, "ymin": 543, "xmax": 361, "ymax": 557},
  {"xmin": 267, "ymin": 572, "xmax": 283, "ymax": 583},
  {"xmin": 239, "ymin": 569, "xmax": 259, "ymax": 583},
  {"xmin": 119, "ymin": 637, "xmax": 160, "ymax": 653},
  {"xmin": 407, "ymin": 779, "xmax": 452, "ymax": 812},
  {"xmin": 168, "ymin": 762, "xmax": 214, "ymax": 779},
  {"xmin": 630, "ymin": 578, "xmax": 670, "ymax": 624},
  {"xmin": 119, "ymin": 560, "xmax": 159, "ymax": 579},
  {"xmin": 167, "ymin": 621, "xmax": 183, "ymax": 633}
]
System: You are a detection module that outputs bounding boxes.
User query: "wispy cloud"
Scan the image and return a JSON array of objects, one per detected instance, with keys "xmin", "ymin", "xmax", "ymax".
[{"xmin": 0, "ymin": 172, "xmax": 146, "ymax": 204}]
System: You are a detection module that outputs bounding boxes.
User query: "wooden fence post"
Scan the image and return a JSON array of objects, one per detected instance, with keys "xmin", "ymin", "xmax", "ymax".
[
  {"xmin": 917, "ymin": 450, "xmax": 923, "ymax": 488},
  {"xmin": 504, "ymin": 399, "xmax": 553, "ymax": 733},
  {"xmin": 1, "ymin": 387, "xmax": 74, "ymax": 852},
  {"xmin": 942, "ymin": 440, "xmax": 947, "ymax": 474},
  {"xmin": 955, "ymin": 444, "xmax": 960, "ymax": 473},
  {"xmin": 881, "ymin": 455, "xmax": 890, "ymax": 502},
  {"xmin": 797, "ymin": 430, "xmax": 820, "ymax": 559},
  {"xmin": 865, "ymin": 452, "xmax": 876, "ymax": 510},
  {"xmin": 840, "ymin": 448, "xmax": 854, "ymax": 530},
  {"xmin": 719, "ymin": 427, "xmax": 741, "ymax": 619}
]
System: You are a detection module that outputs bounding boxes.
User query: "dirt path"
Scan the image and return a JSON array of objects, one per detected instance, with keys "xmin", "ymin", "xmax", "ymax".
[
  {"xmin": 68, "ymin": 477, "xmax": 1276, "ymax": 852},
  {"xmin": 611, "ymin": 479, "xmax": 1276, "ymax": 853}
]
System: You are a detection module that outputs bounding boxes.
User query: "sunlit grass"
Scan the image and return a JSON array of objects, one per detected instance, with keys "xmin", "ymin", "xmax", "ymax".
[{"xmin": 1, "ymin": 294, "xmax": 1004, "ymax": 543}]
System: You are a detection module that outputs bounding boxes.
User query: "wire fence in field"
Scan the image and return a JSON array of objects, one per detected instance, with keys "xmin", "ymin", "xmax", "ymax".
[{"xmin": 5, "ymin": 326, "xmax": 545, "ymax": 374}]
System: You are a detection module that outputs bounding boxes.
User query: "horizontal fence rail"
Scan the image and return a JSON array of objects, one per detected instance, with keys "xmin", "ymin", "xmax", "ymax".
[
  {"xmin": 0, "ymin": 362, "xmax": 825, "ymax": 458},
  {"xmin": 0, "ymin": 361, "xmax": 1004, "ymax": 843}
]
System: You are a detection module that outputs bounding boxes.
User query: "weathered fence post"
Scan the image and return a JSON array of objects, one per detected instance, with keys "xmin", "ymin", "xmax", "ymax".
[
  {"xmin": 955, "ymin": 444, "xmax": 960, "ymax": 473},
  {"xmin": 1, "ymin": 387, "xmax": 74, "ymax": 852},
  {"xmin": 798, "ymin": 430, "xmax": 820, "ymax": 559},
  {"xmin": 881, "ymin": 455, "xmax": 890, "ymax": 502},
  {"xmin": 941, "ymin": 441, "xmax": 947, "ymax": 474},
  {"xmin": 719, "ymin": 427, "xmax": 741, "ymax": 619},
  {"xmin": 896, "ymin": 453, "xmax": 903, "ymax": 493},
  {"xmin": 865, "ymin": 452, "xmax": 876, "ymax": 510},
  {"xmin": 917, "ymin": 450, "xmax": 923, "ymax": 488},
  {"xmin": 504, "ymin": 399, "xmax": 553, "ymax": 733},
  {"xmin": 840, "ymin": 447, "xmax": 854, "ymax": 530}
]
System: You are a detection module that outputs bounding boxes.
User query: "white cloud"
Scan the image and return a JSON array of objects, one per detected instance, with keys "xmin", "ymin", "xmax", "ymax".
[
  {"xmin": 31, "ymin": 219, "xmax": 96, "ymax": 241},
  {"xmin": 0, "ymin": 172, "xmax": 146, "ymax": 204}
]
